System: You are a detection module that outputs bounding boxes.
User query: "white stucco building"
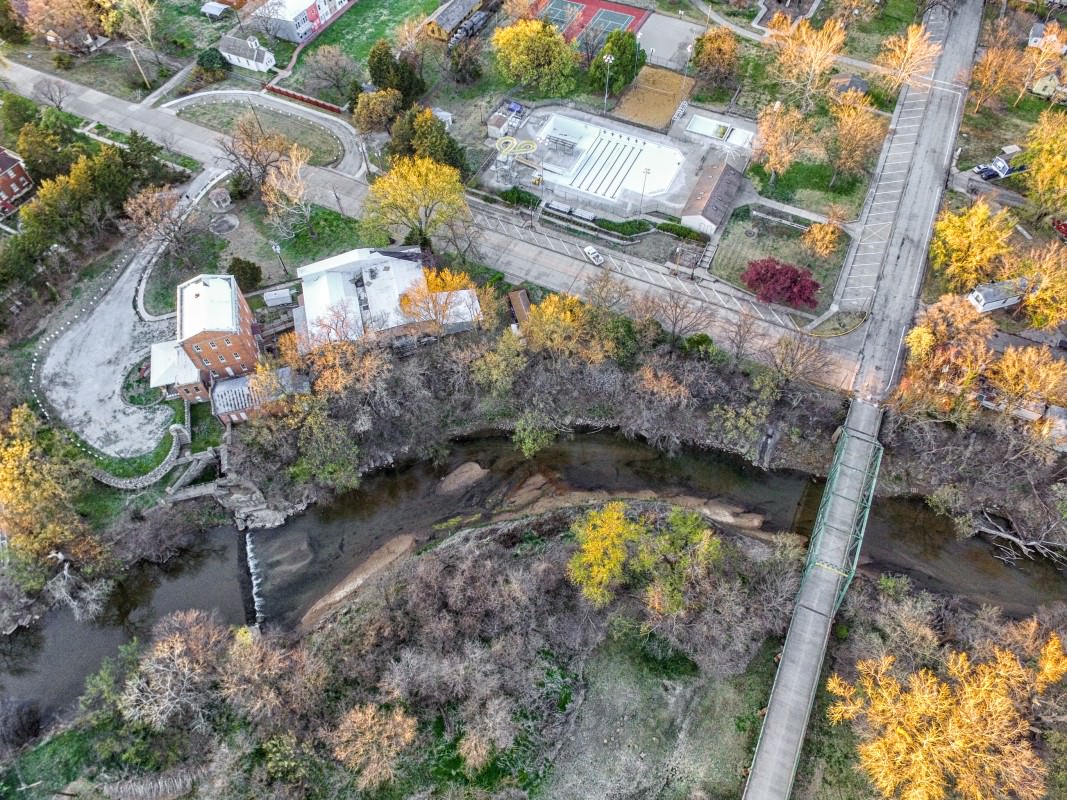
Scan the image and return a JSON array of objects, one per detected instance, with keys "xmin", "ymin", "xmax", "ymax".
[{"xmin": 293, "ymin": 247, "xmax": 481, "ymax": 349}]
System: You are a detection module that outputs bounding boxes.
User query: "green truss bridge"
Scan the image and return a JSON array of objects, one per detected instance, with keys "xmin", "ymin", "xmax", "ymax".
[{"xmin": 742, "ymin": 399, "xmax": 884, "ymax": 800}]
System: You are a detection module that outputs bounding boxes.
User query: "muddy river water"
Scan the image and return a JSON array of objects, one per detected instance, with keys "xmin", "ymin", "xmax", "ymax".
[{"xmin": 3, "ymin": 433, "xmax": 1065, "ymax": 716}]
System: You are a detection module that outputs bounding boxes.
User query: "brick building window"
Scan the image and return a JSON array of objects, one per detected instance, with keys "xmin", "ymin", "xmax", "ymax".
[
  {"xmin": 224, "ymin": 338, "xmax": 232, "ymax": 346},
  {"xmin": 202, "ymin": 358, "xmax": 211, "ymax": 366},
  {"xmin": 233, "ymin": 352, "xmax": 241, "ymax": 360},
  {"xmin": 192, "ymin": 344, "xmax": 202, "ymax": 353},
  {"xmin": 209, "ymin": 340, "xmax": 217, "ymax": 349},
  {"xmin": 218, "ymin": 355, "xmax": 227, "ymax": 363}
]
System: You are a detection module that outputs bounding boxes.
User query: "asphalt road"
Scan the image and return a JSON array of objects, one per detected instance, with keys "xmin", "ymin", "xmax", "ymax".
[
  {"xmin": 851, "ymin": 0, "xmax": 983, "ymax": 401},
  {"xmin": 0, "ymin": 61, "xmax": 368, "ymax": 212}
]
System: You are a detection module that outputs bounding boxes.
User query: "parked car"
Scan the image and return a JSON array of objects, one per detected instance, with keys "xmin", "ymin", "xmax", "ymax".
[
  {"xmin": 973, "ymin": 164, "xmax": 1000, "ymax": 180},
  {"xmin": 583, "ymin": 245, "xmax": 605, "ymax": 266}
]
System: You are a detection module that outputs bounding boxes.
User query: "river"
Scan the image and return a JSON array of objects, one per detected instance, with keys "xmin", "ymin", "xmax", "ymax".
[{"xmin": 2, "ymin": 433, "xmax": 1065, "ymax": 717}]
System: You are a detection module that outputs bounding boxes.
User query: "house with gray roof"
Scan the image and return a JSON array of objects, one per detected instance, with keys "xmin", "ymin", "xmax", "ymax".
[
  {"xmin": 218, "ymin": 35, "xmax": 276, "ymax": 72},
  {"xmin": 680, "ymin": 162, "xmax": 744, "ymax": 237}
]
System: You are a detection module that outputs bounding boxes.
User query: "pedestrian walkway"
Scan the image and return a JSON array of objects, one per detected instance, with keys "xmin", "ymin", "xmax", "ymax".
[{"xmin": 742, "ymin": 399, "xmax": 883, "ymax": 800}]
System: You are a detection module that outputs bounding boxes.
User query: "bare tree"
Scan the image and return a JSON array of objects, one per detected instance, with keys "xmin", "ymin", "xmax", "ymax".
[
  {"xmin": 119, "ymin": 0, "xmax": 163, "ymax": 67},
  {"xmin": 32, "ymin": 78, "xmax": 71, "ymax": 110},
  {"xmin": 124, "ymin": 185, "xmax": 198, "ymax": 267},
  {"xmin": 584, "ymin": 270, "xmax": 633, "ymax": 314},
  {"xmin": 262, "ymin": 142, "xmax": 314, "ymax": 240},
  {"xmin": 219, "ymin": 113, "xmax": 289, "ymax": 191},
  {"xmin": 636, "ymin": 291, "xmax": 714, "ymax": 352},
  {"xmin": 771, "ymin": 331, "xmax": 831, "ymax": 394},
  {"xmin": 302, "ymin": 44, "xmax": 359, "ymax": 101},
  {"xmin": 725, "ymin": 310, "xmax": 760, "ymax": 366}
]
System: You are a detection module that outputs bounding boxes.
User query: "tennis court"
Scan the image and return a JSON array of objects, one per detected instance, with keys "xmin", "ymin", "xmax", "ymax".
[
  {"xmin": 536, "ymin": 0, "xmax": 650, "ymax": 43},
  {"xmin": 539, "ymin": 0, "xmax": 583, "ymax": 29},
  {"xmin": 578, "ymin": 8, "xmax": 634, "ymax": 50}
]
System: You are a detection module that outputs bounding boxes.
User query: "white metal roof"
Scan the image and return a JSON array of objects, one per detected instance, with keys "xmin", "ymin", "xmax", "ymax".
[
  {"xmin": 296, "ymin": 248, "xmax": 424, "ymax": 343},
  {"xmin": 177, "ymin": 274, "xmax": 240, "ymax": 341},
  {"xmin": 252, "ymin": 0, "xmax": 319, "ymax": 21},
  {"xmin": 200, "ymin": 1, "xmax": 230, "ymax": 15},
  {"xmin": 149, "ymin": 341, "xmax": 200, "ymax": 388}
]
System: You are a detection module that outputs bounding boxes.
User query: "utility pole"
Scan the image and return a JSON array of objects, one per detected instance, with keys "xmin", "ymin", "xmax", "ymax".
[
  {"xmin": 126, "ymin": 42, "xmax": 151, "ymax": 89},
  {"xmin": 602, "ymin": 53, "xmax": 614, "ymax": 113}
]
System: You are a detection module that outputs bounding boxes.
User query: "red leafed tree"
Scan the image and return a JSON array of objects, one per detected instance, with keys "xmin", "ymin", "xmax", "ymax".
[{"xmin": 741, "ymin": 258, "xmax": 820, "ymax": 309}]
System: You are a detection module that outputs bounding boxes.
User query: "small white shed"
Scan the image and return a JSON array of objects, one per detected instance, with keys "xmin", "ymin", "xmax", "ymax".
[{"xmin": 263, "ymin": 288, "xmax": 293, "ymax": 307}]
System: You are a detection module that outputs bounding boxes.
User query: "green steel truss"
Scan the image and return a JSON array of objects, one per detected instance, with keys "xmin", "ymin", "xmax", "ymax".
[{"xmin": 805, "ymin": 429, "xmax": 883, "ymax": 614}]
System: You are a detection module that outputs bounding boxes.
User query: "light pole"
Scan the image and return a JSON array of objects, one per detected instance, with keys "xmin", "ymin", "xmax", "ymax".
[
  {"xmin": 633, "ymin": 31, "xmax": 642, "ymax": 82},
  {"xmin": 639, "ymin": 166, "xmax": 650, "ymax": 215},
  {"xmin": 270, "ymin": 241, "xmax": 289, "ymax": 277},
  {"xmin": 677, "ymin": 44, "xmax": 693, "ymax": 107},
  {"xmin": 602, "ymin": 53, "xmax": 614, "ymax": 113}
]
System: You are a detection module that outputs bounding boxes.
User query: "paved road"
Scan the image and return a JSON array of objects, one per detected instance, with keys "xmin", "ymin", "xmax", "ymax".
[
  {"xmin": 0, "ymin": 61, "xmax": 367, "ymax": 212},
  {"xmin": 38, "ymin": 169, "xmax": 227, "ymax": 457},
  {"xmin": 466, "ymin": 202, "xmax": 861, "ymax": 389},
  {"xmin": 851, "ymin": 0, "xmax": 981, "ymax": 401},
  {"xmin": 742, "ymin": 2, "xmax": 983, "ymax": 798}
]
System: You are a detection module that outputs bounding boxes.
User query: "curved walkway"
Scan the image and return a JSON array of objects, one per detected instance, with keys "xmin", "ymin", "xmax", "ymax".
[
  {"xmin": 162, "ymin": 89, "xmax": 364, "ymax": 176},
  {"xmin": 38, "ymin": 168, "xmax": 226, "ymax": 458}
]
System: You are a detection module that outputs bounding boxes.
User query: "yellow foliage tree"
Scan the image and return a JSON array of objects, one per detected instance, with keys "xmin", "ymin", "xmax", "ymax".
[
  {"xmin": 399, "ymin": 267, "xmax": 478, "ymax": 332},
  {"xmin": 521, "ymin": 293, "xmax": 612, "ymax": 364},
  {"xmin": 1018, "ymin": 241, "xmax": 1067, "ymax": 330},
  {"xmin": 1016, "ymin": 22, "xmax": 1066, "ymax": 106},
  {"xmin": 929, "ymin": 198, "xmax": 1015, "ymax": 291},
  {"xmin": 987, "ymin": 345, "xmax": 1067, "ymax": 411},
  {"xmin": 970, "ymin": 20, "xmax": 1025, "ymax": 113},
  {"xmin": 828, "ymin": 637, "xmax": 1067, "ymax": 800},
  {"xmin": 0, "ymin": 406, "xmax": 95, "ymax": 565},
  {"xmin": 364, "ymin": 155, "xmax": 468, "ymax": 245},
  {"xmin": 693, "ymin": 26, "xmax": 739, "ymax": 85},
  {"xmin": 801, "ymin": 221, "xmax": 841, "ymax": 258},
  {"xmin": 491, "ymin": 19, "xmax": 577, "ymax": 96},
  {"xmin": 767, "ymin": 14, "xmax": 846, "ymax": 110},
  {"xmin": 827, "ymin": 88, "xmax": 887, "ymax": 186},
  {"xmin": 876, "ymin": 24, "xmax": 942, "ymax": 92},
  {"xmin": 566, "ymin": 501, "xmax": 648, "ymax": 606},
  {"xmin": 1022, "ymin": 109, "xmax": 1067, "ymax": 219},
  {"xmin": 755, "ymin": 101, "xmax": 808, "ymax": 188}
]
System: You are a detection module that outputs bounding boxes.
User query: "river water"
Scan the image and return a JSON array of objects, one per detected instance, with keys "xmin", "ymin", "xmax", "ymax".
[{"xmin": 3, "ymin": 433, "xmax": 1065, "ymax": 717}]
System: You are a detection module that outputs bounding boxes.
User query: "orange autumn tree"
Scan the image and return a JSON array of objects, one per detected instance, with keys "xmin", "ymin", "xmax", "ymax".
[
  {"xmin": 399, "ymin": 267, "xmax": 477, "ymax": 332},
  {"xmin": 566, "ymin": 501, "xmax": 649, "ymax": 607},
  {"xmin": 828, "ymin": 634, "xmax": 1067, "ymax": 800}
]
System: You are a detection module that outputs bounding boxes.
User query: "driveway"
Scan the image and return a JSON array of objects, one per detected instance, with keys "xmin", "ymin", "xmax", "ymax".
[{"xmin": 38, "ymin": 169, "xmax": 227, "ymax": 458}]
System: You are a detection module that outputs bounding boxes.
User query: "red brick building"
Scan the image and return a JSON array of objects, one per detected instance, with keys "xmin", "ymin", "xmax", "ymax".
[
  {"xmin": 0, "ymin": 148, "xmax": 34, "ymax": 218},
  {"xmin": 150, "ymin": 274, "xmax": 260, "ymax": 406}
]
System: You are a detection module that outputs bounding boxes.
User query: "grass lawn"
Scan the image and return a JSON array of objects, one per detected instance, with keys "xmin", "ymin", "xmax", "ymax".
[
  {"xmin": 956, "ymin": 95, "xmax": 1050, "ymax": 171},
  {"xmin": 158, "ymin": 0, "xmax": 232, "ymax": 54},
  {"xmin": 0, "ymin": 728, "xmax": 98, "ymax": 799},
  {"xmin": 540, "ymin": 625, "xmax": 779, "ymax": 798},
  {"xmin": 792, "ymin": 667, "xmax": 875, "ymax": 799},
  {"xmin": 283, "ymin": 0, "xmax": 439, "ymax": 97},
  {"xmin": 812, "ymin": 0, "xmax": 918, "ymax": 60},
  {"xmin": 245, "ymin": 204, "xmax": 387, "ymax": 268},
  {"xmin": 749, "ymin": 161, "xmax": 869, "ymax": 218},
  {"xmin": 190, "ymin": 402, "xmax": 224, "ymax": 453},
  {"xmin": 176, "ymin": 102, "xmax": 343, "ymax": 166},
  {"xmin": 711, "ymin": 205, "xmax": 850, "ymax": 315},
  {"xmin": 144, "ymin": 232, "xmax": 228, "ymax": 316},
  {"xmin": 7, "ymin": 45, "xmax": 171, "ymax": 102}
]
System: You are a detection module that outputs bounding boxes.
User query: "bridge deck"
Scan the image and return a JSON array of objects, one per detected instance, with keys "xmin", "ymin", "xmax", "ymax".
[{"xmin": 742, "ymin": 400, "xmax": 883, "ymax": 800}]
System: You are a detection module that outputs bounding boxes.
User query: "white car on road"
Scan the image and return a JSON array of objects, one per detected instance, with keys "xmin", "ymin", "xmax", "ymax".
[{"xmin": 583, "ymin": 245, "xmax": 605, "ymax": 266}]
